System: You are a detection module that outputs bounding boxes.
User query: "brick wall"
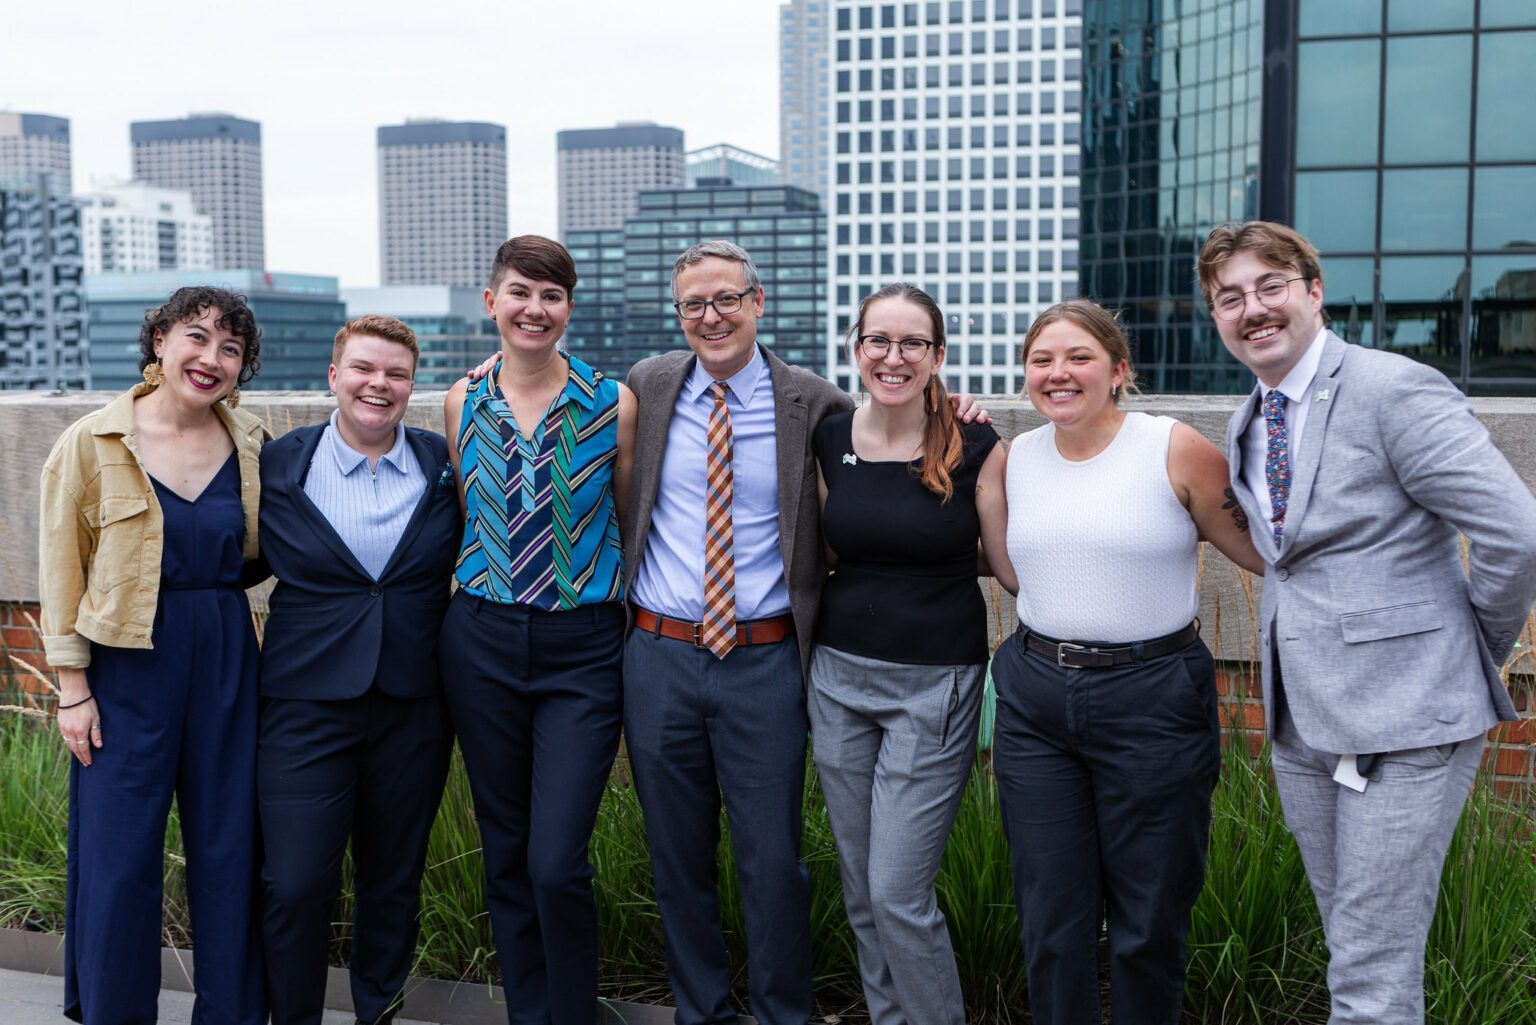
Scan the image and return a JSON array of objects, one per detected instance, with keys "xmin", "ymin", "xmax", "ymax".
[{"xmin": 2, "ymin": 601, "xmax": 52, "ymax": 702}]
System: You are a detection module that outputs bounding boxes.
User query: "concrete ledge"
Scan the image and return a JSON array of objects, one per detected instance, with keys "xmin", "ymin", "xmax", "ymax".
[
  {"xmin": 4, "ymin": 389, "xmax": 1536, "ymax": 664},
  {"xmin": 0, "ymin": 927, "xmax": 753, "ymax": 1025}
]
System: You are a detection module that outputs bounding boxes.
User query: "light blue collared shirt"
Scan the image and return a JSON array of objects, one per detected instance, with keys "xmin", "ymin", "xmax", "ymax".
[
  {"xmin": 631, "ymin": 346, "xmax": 791, "ymax": 622},
  {"xmin": 303, "ymin": 411, "xmax": 425, "ymax": 580}
]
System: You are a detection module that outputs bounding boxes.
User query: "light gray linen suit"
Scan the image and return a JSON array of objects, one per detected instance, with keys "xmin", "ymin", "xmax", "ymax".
[{"xmin": 1225, "ymin": 332, "xmax": 1536, "ymax": 1024}]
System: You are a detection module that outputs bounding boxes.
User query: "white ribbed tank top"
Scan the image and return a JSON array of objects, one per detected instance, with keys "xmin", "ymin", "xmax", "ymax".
[{"xmin": 1006, "ymin": 412, "xmax": 1199, "ymax": 642}]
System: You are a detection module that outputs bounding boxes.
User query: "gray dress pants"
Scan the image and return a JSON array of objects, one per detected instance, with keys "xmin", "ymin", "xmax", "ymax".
[
  {"xmin": 808, "ymin": 644, "xmax": 985, "ymax": 1025},
  {"xmin": 1271, "ymin": 700, "xmax": 1483, "ymax": 1025}
]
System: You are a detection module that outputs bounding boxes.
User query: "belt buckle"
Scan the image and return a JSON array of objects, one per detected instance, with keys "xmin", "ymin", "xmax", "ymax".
[
  {"xmin": 691, "ymin": 620, "xmax": 705, "ymax": 648},
  {"xmin": 1057, "ymin": 642, "xmax": 1090, "ymax": 669}
]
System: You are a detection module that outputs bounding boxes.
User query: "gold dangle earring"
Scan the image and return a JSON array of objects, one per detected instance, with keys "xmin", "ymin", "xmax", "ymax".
[
  {"xmin": 225, "ymin": 387, "xmax": 241, "ymax": 409},
  {"xmin": 142, "ymin": 361, "xmax": 164, "ymax": 387}
]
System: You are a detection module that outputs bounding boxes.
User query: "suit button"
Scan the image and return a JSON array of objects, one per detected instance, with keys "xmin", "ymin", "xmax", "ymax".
[
  {"xmin": 1276, "ymin": 568, "xmax": 1289, "ymax": 581},
  {"xmin": 369, "ymin": 585, "xmax": 381, "ymax": 597}
]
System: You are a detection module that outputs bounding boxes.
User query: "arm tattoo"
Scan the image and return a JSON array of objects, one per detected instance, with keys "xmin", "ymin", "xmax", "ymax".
[{"xmin": 1222, "ymin": 487, "xmax": 1249, "ymax": 531}]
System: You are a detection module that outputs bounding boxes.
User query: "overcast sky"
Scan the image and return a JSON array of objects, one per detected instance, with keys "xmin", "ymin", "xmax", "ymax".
[{"xmin": 3, "ymin": 0, "xmax": 784, "ymax": 288}]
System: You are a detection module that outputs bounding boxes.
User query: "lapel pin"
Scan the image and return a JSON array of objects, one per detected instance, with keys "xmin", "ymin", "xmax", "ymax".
[
  {"xmin": 843, "ymin": 452, "xmax": 858, "ymax": 465},
  {"xmin": 1315, "ymin": 388, "xmax": 1331, "ymax": 403}
]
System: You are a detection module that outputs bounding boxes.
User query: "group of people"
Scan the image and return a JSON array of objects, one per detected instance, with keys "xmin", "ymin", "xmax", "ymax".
[{"xmin": 39, "ymin": 220, "xmax": 1536, "ymax": 1025}]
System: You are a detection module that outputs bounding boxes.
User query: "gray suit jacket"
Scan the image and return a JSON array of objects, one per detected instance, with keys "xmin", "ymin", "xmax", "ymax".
[
  {"xmin": 625, "ymin": 346, "xmax": 854, "ymax": 670},
  {"xmin": 1226, "ymin": 332, "xmax": 1536, "ymax": 753}
]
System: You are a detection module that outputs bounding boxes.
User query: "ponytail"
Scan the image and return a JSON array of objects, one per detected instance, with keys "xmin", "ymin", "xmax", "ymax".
[{"xmin": 918, "ymin": 376, "xmax": 964, "ymax": 501}]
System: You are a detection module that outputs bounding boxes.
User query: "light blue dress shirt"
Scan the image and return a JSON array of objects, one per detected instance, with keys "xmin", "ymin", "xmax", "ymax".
[
  {"xmin": 631, "ymin": 346, "xmax": 791, "ymax": 622},
  {"xmin": 303, "ymin": 411, "xmax": 426, "ymax": 581}
]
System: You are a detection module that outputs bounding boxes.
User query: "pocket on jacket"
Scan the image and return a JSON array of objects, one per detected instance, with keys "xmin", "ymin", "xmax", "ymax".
[
  {"xmin": 1339, "ymin": 600, "xmax": 1442, "ymax": 643},
  {"xmin": 88, "ymin": 496, "xmax": 150, "ymax": 591}
]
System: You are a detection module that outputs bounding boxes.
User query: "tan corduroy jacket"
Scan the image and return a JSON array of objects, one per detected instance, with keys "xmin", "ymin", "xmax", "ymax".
[{"xmin": 38, "ymin": 383, "xmax": 266, "ymax": 668}]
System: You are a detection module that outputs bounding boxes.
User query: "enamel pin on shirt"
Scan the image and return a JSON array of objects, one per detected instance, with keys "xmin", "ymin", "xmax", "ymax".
[{"xmin": 843, "ymin": 452, "xmax": 857, "ymax": 465}]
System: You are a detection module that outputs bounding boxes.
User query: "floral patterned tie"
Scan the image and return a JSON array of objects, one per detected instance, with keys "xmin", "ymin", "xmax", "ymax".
[{"xmin": 1263, "ymin": 389, "xmax": 1290, "ymax": 545}]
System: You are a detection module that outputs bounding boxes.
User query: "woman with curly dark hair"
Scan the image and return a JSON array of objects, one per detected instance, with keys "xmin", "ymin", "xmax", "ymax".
[{"xmin": 39, "ymin": 285, "xmax": 270, "ymax": 1024}]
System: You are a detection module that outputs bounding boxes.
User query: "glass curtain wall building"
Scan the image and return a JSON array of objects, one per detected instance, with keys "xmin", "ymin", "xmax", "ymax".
[
  {"xmin": 623, "ymin": 185, "xmax": 826, "ymax": 372},
  {"xmin": 562, "ymin": 229, "xmax": 629, "ymax": 378},
  {"xmin": 1078, "ymin": 0, "xmax": 1266, "ymax": 392},
  {"xmin": 1081, "ymin": 0, "xmax": 1536, "ymax": 395},
  {"xmin": 1290, "ymin": 0, "xmax": 1536, "ymax": 394}
]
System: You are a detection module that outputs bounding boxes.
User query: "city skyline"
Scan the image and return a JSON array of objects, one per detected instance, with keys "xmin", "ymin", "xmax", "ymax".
[{"xmin": 1, "ymin": 0, "xmax": 782, "ymax": 289}]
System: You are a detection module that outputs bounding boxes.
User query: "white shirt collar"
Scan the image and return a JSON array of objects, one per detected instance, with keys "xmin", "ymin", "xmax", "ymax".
[
  {"xmin": 325, "ymin": 409, "xmax": 409, "ymax": 476},
  {"xmin": 1263, "ymin": 326, "xmax": 1329, "ymax": 404},
  {"xmin": 685, "ymin": 344, "xmax": 766, "ymax": 407}
]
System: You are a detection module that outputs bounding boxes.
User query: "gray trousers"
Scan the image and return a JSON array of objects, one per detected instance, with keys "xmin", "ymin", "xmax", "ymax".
[
  {"xmin": 1271, "ymin": 701, "xmax": 1483, "ymax": 1025},
  {"xmin": 807, "ymin": 644, "xmax": 985, "ymax": 1025}
]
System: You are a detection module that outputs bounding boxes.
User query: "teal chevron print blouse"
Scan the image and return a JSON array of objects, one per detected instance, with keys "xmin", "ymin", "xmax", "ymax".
[{"xmin": 453, "ymin": 354, "xmax": 624, "ymax": 609}]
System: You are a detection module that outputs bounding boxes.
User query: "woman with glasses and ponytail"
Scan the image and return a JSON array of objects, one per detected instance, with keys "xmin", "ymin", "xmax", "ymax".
[{"xmin": 807, "ymin": 282, "xmax": 1013, "ymax": 1025}]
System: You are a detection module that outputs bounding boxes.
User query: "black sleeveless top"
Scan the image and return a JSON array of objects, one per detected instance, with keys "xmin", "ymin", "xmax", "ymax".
[{"xmin": 813, "ymin": 411, "xmax": 999, "ymax": 665}]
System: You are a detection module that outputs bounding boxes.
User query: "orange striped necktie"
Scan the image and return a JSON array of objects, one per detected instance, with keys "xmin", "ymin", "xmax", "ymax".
[{"xmin": 700, "ymin": 381, "xmax": 737, "ymax": 659}]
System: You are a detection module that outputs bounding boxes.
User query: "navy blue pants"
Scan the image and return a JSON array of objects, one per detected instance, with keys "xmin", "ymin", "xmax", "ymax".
[
  {"xmin": 622, "ymin": 626, "xmax": 812, "ymax": 1025},
  {"xmin": 992, "ymin": 630, "xmax": 1220, "ymax": 1025},
  {"xmin": 257, "ymin": 689, "xmax": 451, "ymax": 1025},
  {"xmin": 439, "ymin": 592, "xmax": 625, "ymax": 1025},
  {"xmin": 66, "ymin": 613, "xmax": 264, "ymax": 1025}
]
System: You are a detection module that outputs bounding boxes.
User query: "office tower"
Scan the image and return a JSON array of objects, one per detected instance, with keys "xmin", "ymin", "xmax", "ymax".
[
  {"xmin": 0, "ymin": 175, "xmax": 86, "ymax": 389},
  {"xmin": 556, "ymin": 122, "xmax": 685, "ymax": 238},
  {"xmin": 341, "ymin": 284, "xmax": 499, "ymax": 388},
  {"xmin": 1079, "ymin": 0, "xmax": 1536, "ymax": 395},
  {"xmin": 561, "ymin": 228, "xmax": 628, "ymax": 377},
  {"xmin": 78, "ymin": 182, "xmax": 213, "ymax": 275},
  {"xmin": 130, "ymin": 114, "xmax": 264, "ymax": 270},
  {"xmin": 564, "ymin": 184, "xmax": 826, "ymax": 380},
  {"xmin": 828, "ymin": 0, "xmax": 1084, "ymax": 394},
  {"xmin": 0, "ymin": 112, "xmax": 72, "ymax": 193},
  {"xmin": 86, "ymin": 270, "xmax": 344, "ymax": 391},
  {"xmin": 687, "ymin": 144, "xmax": 781, "ymax": 187},
  {"xmin": 780, "ymin": 0, "xmax": 831, "ymax": 202},
  {"xmin": 378, "ymin": 120, "xmax": 508, "ymax": 287}
]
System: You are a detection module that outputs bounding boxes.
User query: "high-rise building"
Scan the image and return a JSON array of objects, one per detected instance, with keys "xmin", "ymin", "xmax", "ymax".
[
  {"xmin": 378, "ymin": 120, "xmax": 508, "ymax": 287},
  {"xmin": 130, "ymin": 114, "xmax": 265, "ymax": 270},
  {"xmin": 687, "ymin": 144, "xmax": 781, "ymax": 187},
  {"xmin": 780, "ymin": 0, "xmax": 832, "ymax": 203},
  {"xmin": 78, "ymin": 182, "xmax": 213, "ymax": 275},
  {"xmin": 1079, "ymin": 0, "xmax": 1536, "ymax": 396},
  {"xmin": 564, "ymin": 184, "xmax": 826, "ymax": 379},
  {"xmin": 341, "ymin": 284, "xmax": 499, "ymax": 388},
  {"xmin": 556, "ymin": 122, "xmax": 686, "ymax": 238},
  {"xmin": 561, "ymin": 228, "xmax": 629, "ymax": 377},
  {"xmin": 0, "ymin": 112, "xmax": 72, "ymax": 194},
  {"xmin": 0, "ymin": 175, "xmax": 86, "ymax": 389},
  {"xmin": 828, "ymin": 0, "xmax": 1084, "ymax": 394},
  {"xmin": 86, "ymin": 270, "xmax": 344, "ymax": 391},
  {"xmin": 1078, "ymin": 0, "xmax": 1264, "ymax": 393}
]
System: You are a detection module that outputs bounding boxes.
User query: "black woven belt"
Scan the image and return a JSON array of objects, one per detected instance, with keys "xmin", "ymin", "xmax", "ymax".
[{"xmin": 1022, "ymin": 621, "xmax": 1200, "ymax": 669}]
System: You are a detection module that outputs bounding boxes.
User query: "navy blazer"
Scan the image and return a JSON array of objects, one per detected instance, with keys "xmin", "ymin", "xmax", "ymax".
[{"xmin": 257, "ymin": 423, "xmax": 462, "ymax": 700}]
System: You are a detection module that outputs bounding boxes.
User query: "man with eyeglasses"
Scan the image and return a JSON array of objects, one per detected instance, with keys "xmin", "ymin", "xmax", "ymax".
[
  {"xmin": 1199, "ymin": 221, "xmax": 1536, "ymax": 1025},
  {"xmin": 621, "ymin": 241, "xmax": 981, "ymax": 1024}
]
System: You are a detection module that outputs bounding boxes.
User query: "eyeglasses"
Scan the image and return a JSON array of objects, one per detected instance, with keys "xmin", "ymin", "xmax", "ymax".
[
  {"xmin": 856, "ymin": 335, "xmax": 937, "ymax": 361},
  {"xmin": 1211, "ymin": 277, "xmax": 1307, "ymax": 321},
  {"xmin": 674, "ymin": 288, "xmax": 757, "ymax": 320}
]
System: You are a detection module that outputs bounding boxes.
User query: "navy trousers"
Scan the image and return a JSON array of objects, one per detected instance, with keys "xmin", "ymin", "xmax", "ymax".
[
  {"xmin": 257, "ymin": 689, "xmax": 451, "ymax": 1025},
  {"xmin": 992, "ymin": 630, "xmax": 1220, "ymax": 1025},
  {"xmin": 439, "ymin": 592, "xmax": 626, "ymax": 1025},
  {"xmin": 623, "ymin": 626, "xmax": 812, "ymax": 1025},
  {"xmin": 65, "ymin": 629, "xmax": 264, "ymax": 1025}
]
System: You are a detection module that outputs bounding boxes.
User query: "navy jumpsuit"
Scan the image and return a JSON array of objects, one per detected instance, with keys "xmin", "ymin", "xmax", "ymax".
[{"xmin": 64, "ymin": 452, "xmax": 265, "ymax": 1024}]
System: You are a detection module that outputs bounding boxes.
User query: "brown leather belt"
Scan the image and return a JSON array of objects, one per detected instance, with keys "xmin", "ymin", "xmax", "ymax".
[
  {"xmin": 1022, "ymin": 621, "xmax": 1200, "ymax": 669},
  {"xmin": 634, "ymin": 607, "xmax": 796, "ymax": 648}
]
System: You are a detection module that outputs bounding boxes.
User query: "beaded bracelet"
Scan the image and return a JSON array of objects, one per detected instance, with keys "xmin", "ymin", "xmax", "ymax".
[{"xmin": 58, "ymin": 694, "xmax": 95, "ymax": 710}]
